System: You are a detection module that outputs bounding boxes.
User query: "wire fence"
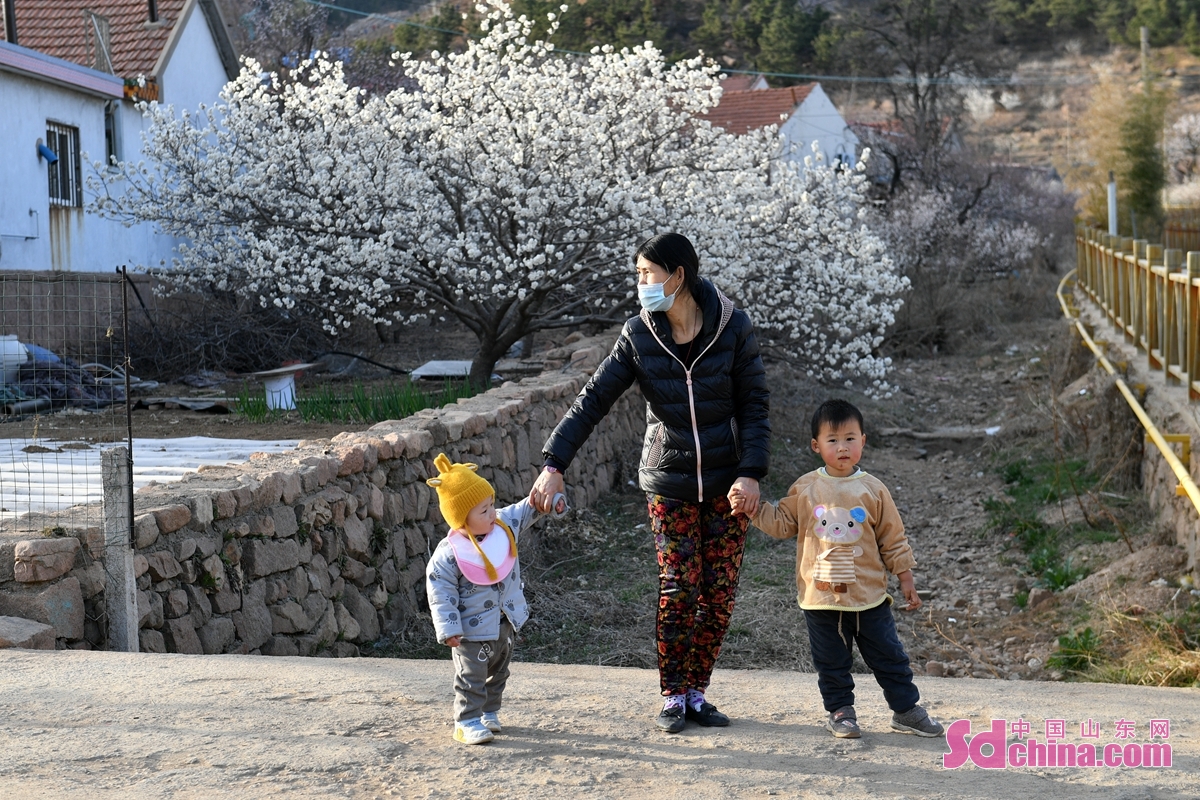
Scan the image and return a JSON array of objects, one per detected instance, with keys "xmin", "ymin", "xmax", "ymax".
[
  {"xmin": 0, "ymin": 269, "xmax": 133, "ymax": 525},
  {"xmin": 0, "ymin": 268, "xmax": 134, "ymax": 649}
]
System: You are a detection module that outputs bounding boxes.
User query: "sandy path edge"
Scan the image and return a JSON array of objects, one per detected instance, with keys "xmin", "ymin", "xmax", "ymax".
[{"xmin": 0, "ymin": 650, "xmax": 1197, "ymax": 800}]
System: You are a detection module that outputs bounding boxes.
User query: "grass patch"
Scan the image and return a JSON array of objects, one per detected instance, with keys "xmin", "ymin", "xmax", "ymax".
[
  {"xmin": 1047, "ymin": 626, "xmax": 1102, "ymax": 673},
  {"xmin": 234, "ymin": 378, "xmax": 481, "ymax": 425},
  {"xmin": 982, "ymin": 454, "xmax": 1105, "ymax": 591},
  {"xmin": 1071, "ymin": 600, "xmax": 1200, "ymax": 687}
]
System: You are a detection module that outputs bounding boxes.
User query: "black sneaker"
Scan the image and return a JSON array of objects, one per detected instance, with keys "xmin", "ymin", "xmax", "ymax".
[
  {"xmin": 686, "ymin": 701, "xmax": 730, "ymax": 727},
  {"xmin": 656, "ymin": 703, "xmax": 686, "ymax": 733}
]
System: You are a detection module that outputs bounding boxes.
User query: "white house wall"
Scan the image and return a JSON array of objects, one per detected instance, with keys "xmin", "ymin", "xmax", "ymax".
[
  {"xmin": 0, "ymin": 71, "xmax": 156, "ymax": 272},
  {"xmin": 779, "ymin": 84, "xmax": 859, "ymax": 168},
  {"xmin": 0, "ymin": 3, "xmax": 231, "ymax": 273},
  {"xmin": 159, "ymin": 0, "xmax": 231, "ymax": 115}
]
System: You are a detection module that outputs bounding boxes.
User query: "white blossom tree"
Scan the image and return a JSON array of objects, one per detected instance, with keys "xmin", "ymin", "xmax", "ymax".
[
  {"xmin": 1167, "ymin": 113, "xmax": 1200, "ymax": 184},
  {"xmin": 92, "ymin": 0, "xmax": 903, "ymax": 391}
]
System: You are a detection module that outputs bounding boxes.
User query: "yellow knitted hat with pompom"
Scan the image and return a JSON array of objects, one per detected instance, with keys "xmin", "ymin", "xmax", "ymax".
[{"xmin": 426, "ymin": 453, "xmax": 495, "ymax": 531}]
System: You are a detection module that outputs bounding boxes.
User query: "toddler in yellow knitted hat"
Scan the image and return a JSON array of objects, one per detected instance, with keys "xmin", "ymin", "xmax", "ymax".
[{"xmin": 424, "ymin": 453, "xmax": 566, "ymax": 745}]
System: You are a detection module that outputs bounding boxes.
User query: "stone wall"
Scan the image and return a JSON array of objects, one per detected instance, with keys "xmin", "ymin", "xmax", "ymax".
[{"xmin": 0, "ymin": 329, "xmax": 644, "ymax": 654}]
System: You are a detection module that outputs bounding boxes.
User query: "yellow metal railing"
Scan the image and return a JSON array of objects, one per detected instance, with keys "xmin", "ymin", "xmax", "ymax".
[{"xmin": 1057, "ymin": 266, "xmax": 1200, "ymax": 512}]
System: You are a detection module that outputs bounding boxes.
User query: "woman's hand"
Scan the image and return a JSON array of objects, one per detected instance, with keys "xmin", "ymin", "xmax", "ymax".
[
  {"xmin": 530, "ymin": 468, "xmax": 565, "ymax": 513},
  {"xmin": 728, "ymin": 476, "xmax": 760, "ymax": 518}
]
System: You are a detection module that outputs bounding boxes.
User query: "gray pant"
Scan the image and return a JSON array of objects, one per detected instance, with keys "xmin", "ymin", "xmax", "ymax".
[{"xmin": 452, "ymin": 617, "xmax": 514, "ymax": 722}]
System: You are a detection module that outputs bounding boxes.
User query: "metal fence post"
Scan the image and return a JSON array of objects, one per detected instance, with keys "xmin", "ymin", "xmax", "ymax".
[{"xmin": 103, "ymin": 445, "xmax": 138, "ymax": 652}]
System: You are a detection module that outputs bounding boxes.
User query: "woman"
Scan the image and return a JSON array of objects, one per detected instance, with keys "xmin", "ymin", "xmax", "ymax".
[{"xmin": 530, "ymin": 232, "xmax": 770, "ymax": 733}]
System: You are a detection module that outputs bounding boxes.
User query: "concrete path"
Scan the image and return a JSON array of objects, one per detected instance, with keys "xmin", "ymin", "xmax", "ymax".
[{"xmin": 0, "ymin": 650, "xmax": 1197, "ymax": 799}]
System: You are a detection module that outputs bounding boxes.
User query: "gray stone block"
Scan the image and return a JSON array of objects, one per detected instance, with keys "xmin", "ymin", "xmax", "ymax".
[
  {"xmin": 175, "ymin": 538, "xmax": 197, "ymax": 562},
  {"xmin": 340, "ymin": 584, "xmax": 380, "ymax": 643},
  {"xmin": 145, "ymin": 551, "xmax": 182, "ymax": 582},
  {"xmin": 271, "ymin": 505, "xmax": 298, "ymax": 539},
  {"xmin": 190, "ymin": 494, "xmax": 214, "ymax": 527},
  {"xmin": 270, "ymin": 600, "xmax": 308, "ymax": 634},
  {"xmin": 210, "ymin": 581, "xmax": 241, "ymax": 614},
  {"xmin": 334, "ymin": 602, "xmax": 360, "ymax": 641},
  {"xmin": 241, "ymin": 539, "xmax": 300, "ymax": 579},
  {"xmin": 341, "ymin": 557, "xmax": 375, "ymax": 588},
  {"xmin": 197, "ymin": 617, "xmax": 236, "ymax": 655},
  {"xmin": 164, "ymin": 589, "xmax": 190, "ymax": 619},
  {"xmin": 342, "ymin": 515, "xmax": 371, "ymax": 561},
  {"xmin": 308, "ymin": 554, "xmax": 332, "ymax": 598},
  {"xmin": 232, "ymin": 579, "xmax": 271, "ymax": 650},
  {"xmin": 0, "ymin": 616, "xmax": 56, "ymax": 649},
  {"xmin": 163, "ymin": 617, "xmax": 203, "ymax": 654},
  {"xmin": 184, "ymin": 584, "xmax": 212, "ymax": 627},
  {"xmin": 73, "ymin": 563, "xmax": 105, "ymax": 600},
  {"xmin": 139, "ymin": 629, "xmax": 165, "ymax": 653},
  {"xmin": 133, "ymin": 514, "xmax": 160, "ymax": 549},
  {"xmin": 0, "ymin": 577, "xmax": 84, "ymax": 640},
  {"xmin": 260, "ymin": 635, "xmax": 298, "ymax": 656},
  {"xmin": 288, "ymin": 565, "xmax": 309, "ymax": 602}
]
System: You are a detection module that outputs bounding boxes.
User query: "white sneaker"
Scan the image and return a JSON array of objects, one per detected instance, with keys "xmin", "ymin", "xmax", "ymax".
[
  {"xmin": 453, "ymin": 718, "xmax": 495, "ymax": 745},
  {"xmin": 481, "ymin": 711, "xmax": 502, "ymax": 732}
]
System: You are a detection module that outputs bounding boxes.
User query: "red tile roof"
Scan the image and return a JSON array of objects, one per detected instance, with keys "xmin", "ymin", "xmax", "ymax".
[
  {"xmin": 699, "ymin": 84, "xmax": 815, "ymax": 136},
  {"xmin": 4, "ymin": 0, "xmax": 187, "ymax": 80},
  {"xmin": 719, "ymin": 73, "xmax": 765, "ymax": 92}
]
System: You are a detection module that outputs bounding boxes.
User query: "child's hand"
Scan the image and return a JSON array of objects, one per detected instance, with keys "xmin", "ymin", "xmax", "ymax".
[
  {"xmin": 445, "ymin": 635, "xmax": 462, "ymax": 647},
  {"xmin": 555, "ymin": 496, "xmax": 566, "ymax": 514},
  {"xmin": 897, "ymin": 570, "xmax": 921, "ymax": 611}
]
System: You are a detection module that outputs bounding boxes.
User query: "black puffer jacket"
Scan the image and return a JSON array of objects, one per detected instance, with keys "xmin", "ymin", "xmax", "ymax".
[{"xmin": 543, "ymin": 279, "xmax": 770, "ymax": 503}]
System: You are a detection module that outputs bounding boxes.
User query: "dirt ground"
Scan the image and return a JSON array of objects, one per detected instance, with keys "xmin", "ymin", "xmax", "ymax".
[{"xmin": 2, "ymin": 649, "xmax": 1198, "ymax": 800}]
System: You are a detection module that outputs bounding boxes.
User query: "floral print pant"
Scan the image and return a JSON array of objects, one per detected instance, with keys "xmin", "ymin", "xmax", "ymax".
[{"xmin": 647, "ymin": 492, "xmax": 749, "ymax": 696}]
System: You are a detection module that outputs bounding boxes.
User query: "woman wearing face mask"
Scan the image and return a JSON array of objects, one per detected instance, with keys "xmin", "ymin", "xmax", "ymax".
[{"xmin": 529, "ymin": 232, "xmax": 770, "ymax": 733}]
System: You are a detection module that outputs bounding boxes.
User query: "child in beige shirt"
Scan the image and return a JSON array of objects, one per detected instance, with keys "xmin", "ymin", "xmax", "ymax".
[{"xmin": 735, "ymin": 399, "xmax": 943, "ymax": 739}]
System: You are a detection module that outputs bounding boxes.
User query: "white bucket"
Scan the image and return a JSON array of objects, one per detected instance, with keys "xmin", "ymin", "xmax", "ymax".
[
  {"xmin": 0, "ymin": 336, "xmax": 29, "ymax": 386},
  {"xmin": 263, "ymin": 374, "xmax": 297, "ymax": 410}
]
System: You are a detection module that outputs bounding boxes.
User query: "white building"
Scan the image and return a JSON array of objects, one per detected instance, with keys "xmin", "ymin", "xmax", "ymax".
[
  {"xmin": 700, "ymin": 79, "xmax": 859, "ymax": 168},
  {"xmin": 0, "ymin": 0, "xmax": 237, "ymax": 272}
]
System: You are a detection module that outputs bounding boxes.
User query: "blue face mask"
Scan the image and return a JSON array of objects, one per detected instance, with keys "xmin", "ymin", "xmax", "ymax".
[{"xmin": 637, "ymin": 273, "xmax": 680, "ymax": 312}]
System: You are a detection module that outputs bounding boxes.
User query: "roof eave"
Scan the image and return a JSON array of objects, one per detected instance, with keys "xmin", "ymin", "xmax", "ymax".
[{"xmin": 0, "ymin": 38, "xmax": 123, "ymax": 99}]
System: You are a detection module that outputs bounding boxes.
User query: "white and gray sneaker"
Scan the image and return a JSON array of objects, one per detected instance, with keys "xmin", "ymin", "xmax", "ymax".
[
  {"xmin": 827, "ymin": 706, "xmax": 861, "ymax": 738},
  {"xmin": 481, "ymin": 711, "xmax": 502, "ymax": 733},
  {"xmin": 891, "ymin": 705, "xmax": 945, "ymax": 737},
  {"xmin": 453, "ymin": 717, "xmax": 495, "ymax": 745}
]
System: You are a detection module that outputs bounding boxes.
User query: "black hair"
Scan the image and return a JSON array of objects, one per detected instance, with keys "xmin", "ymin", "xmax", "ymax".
[
  {"xmin": 811, "ymin": 399, "xmax": 865, "ymax": 440},
  {"xmin": 633, "ymin": 233, "xmax": 703, "ymax": 299}
]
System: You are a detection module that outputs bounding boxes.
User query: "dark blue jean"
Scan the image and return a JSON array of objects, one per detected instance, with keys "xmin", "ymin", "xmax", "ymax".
[{"xmin": 803, "ymin": 600, "xmax": 919, "ymax": 714}]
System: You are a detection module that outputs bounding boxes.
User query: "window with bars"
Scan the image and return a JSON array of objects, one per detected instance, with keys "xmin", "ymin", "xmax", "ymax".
[
  {"xmin": 46, "ymin": 122, "xmax": 83, "ymax": 207},
  {"xmin": 104, "ymin": 102, "xmax": 120, "ymax": 166}
]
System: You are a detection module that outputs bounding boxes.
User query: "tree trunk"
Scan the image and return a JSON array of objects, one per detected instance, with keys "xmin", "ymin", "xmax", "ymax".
[{"xmin": 469, "ymin": 350, "xmax": 501, "ymax": 391}]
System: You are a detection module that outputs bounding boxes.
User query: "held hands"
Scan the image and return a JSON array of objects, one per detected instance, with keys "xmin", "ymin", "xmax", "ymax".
[
  {"xmin": 727, "ymin": 477, "xmax": 760, "ymax": 518},
  {"xmin": 530, "ymin": 468, "xmax": 565, "ymax": 514},
  {"xmin": 445, "ymin": 635, "xmax": 462, "ymax": 647},
  {"xmin": 897, "ymin": 570, "xmax": 922, "ymax": 611}
]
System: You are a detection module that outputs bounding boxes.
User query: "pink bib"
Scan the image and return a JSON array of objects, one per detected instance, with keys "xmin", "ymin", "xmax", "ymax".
[{"xmin": 448, "ymin": 522, "xmax": 517, "ymax": 585}]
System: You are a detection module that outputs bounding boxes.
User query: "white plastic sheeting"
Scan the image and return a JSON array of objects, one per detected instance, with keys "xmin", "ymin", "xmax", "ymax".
[{"xmin": 0, "ymin": 436, "xmax": 298, "ymax": 518}]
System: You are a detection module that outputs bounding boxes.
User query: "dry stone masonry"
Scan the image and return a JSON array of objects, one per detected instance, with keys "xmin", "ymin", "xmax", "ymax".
[{"xmin": 0, "ymin": 330, "xmax": 643, "ymax": 654}]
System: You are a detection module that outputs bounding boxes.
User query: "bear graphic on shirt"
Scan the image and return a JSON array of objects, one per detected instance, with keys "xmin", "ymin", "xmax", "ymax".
[{"xmin": 811, "ymin": 504, "xmax": 866, "ymax": 590}]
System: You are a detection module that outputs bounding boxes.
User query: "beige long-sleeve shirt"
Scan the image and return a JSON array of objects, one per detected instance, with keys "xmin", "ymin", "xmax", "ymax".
[{"xmin": 753, "ymin": 468, "xmax": 917, "ymax": 611}]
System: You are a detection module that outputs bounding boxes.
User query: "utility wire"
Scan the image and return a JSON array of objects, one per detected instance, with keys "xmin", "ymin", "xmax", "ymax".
[{"xmin": 297, "ymin": 0, "xmax": 1095, "ymax": 86}]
